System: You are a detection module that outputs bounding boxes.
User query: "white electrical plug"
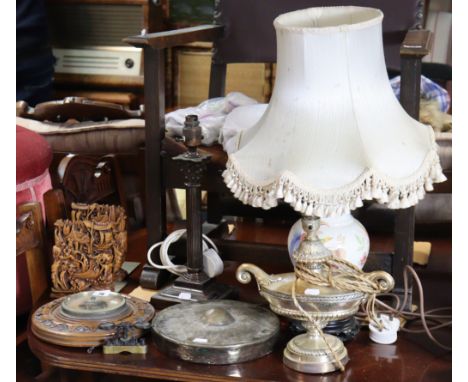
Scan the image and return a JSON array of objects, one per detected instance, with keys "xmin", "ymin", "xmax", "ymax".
[
  {"xmin": 147, "ymin": 229, "xmax": 223, "ymax": 278},
  {"xmin": 202, "ymin": 248, "xmax": 224, "ymax": 278},
  {"xmin": 369, "ymin": 314, "xmax": 400, "ymax": 344}
]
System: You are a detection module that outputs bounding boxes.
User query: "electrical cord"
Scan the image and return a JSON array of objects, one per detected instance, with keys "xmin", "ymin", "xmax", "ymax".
[
  {"xmin": 148, "ymin": 233, "xmax": 451, "ymax": 350},
  {"xmin": 356, "ymin": 264, "xmax": 452, "ymax": 351},
  {"xmin": 146, "ymin": 229, "xmax": 222, "ymax": 277}
]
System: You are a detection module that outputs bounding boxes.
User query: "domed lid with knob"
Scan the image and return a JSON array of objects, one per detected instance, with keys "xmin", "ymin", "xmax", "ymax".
[{"xmin": 152, "ymin": 300, "xmax": 279, "ymax": 364}]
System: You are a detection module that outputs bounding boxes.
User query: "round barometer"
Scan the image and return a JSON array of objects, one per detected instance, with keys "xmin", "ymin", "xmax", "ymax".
[
  {"xmin": 32, "ymin": 291, "xmax": 155, "ymax": 347},
  {"xmin": 61, "ymin": 291, "xmax": 128, "ymax": 319}
]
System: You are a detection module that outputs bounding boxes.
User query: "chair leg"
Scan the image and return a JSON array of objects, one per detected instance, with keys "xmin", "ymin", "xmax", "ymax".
[
  {"xmin": 142, "ymin": 46, "xmax": 166, "ymax": 246},
  {"xmin": 395, "ymin": 31, "xmax": 426, "ymax": 307},
  {"xmin": 18, "ymin": 202, "xmax": 48, "ymax": 307},
  {"xmin": 16, "ymin": 331, "xmax": 28, "ymax": 347},
  {"xmin": 35, "ymin": 363, "xmax": 58, "ymax": 381},
  {"xmin": 393, "ymin": 207, "xmax": 415, "ymax": 307}
]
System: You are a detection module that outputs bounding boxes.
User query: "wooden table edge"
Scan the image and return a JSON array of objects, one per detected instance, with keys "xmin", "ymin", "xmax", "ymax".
[{"xmin": 27, "ymin": 332, "xmax": 265, "ymax": 382}]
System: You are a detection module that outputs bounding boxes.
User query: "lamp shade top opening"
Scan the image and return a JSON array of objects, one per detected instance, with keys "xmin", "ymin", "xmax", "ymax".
[
  {"xmin": 223, "ymin": 6, "xmax": 446, "ymax": 218},
  {"xmin": 273, "ymin": 6, "xmax": 383, "ymax": 32}
]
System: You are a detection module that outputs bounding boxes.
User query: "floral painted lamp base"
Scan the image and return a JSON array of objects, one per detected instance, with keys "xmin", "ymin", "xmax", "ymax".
[
  {"xmin": 287, "ymin": 213, "xmax": 369, "ymax": 341},
  {"xmin": 288, "ymin": 213, "xmax": 370, "ymax": 269}
]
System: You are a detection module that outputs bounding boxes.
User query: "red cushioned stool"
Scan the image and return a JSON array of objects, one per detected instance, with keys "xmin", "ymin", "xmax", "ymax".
[{"xmin": 16, "ymin": 125, "xmax": 52, "ymax": 315}]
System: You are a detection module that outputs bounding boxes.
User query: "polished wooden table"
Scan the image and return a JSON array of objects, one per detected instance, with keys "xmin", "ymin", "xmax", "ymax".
[
  {"xmin": 28, "ymin": 323, "xmax": 450, "ymax": 382},
  {"xmin": 27, "ymin": 228, "xmax": 451, "ymax": 382},
  {"xmin": 28, "ymin": 268, "xmax": 451, "ymax": 381}
]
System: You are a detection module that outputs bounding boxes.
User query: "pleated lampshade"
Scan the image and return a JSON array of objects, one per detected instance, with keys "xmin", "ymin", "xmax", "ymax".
[{"xmin": 222, "ymin": 6, "xmax": 446, "ymax": 217}]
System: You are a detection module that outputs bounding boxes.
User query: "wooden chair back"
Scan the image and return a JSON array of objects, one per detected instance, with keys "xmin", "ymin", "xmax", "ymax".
[{"xmin": 208, "ymin": 0, "xmax": 424, "ymax": 99}]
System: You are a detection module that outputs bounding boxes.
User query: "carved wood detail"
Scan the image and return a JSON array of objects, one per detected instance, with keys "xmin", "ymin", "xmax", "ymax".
[
  {"xmin": 16, "ymin": 211, "xmax": 37, "ymax": 256},
  {"xmin": 51, "ymin": 203, "xmax": 127, "ymax": 294},
  {"xmin": 16, "ymin": 202, "xmax": 49, "ymax": 306},
  {"xmin": 60, "ymin": 155, "xmax": 122, "ymax": 207}
]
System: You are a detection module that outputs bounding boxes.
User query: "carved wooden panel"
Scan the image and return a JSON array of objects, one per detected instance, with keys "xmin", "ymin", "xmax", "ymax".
[{"xmin": 51, "ymin": 203, "xmax": 127, "ymax": 294}]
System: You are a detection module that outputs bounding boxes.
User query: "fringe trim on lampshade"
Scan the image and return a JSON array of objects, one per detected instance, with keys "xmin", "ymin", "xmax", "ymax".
[{"xmin": 222, "ymin": 148, "xmax": 446, "ymax": 218}]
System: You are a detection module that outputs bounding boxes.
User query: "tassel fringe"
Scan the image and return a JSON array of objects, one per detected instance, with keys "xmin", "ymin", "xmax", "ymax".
[{"xmin": 222, "ymin": 149, "xmax": 446, "ymax": 217}]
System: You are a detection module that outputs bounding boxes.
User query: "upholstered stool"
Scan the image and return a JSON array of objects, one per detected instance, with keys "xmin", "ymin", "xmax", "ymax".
[
  {"xmin": 16, "ymin": 125, "xmax": 53, "ymax": 208},
  {"xmin": 16, "ymin": 125, "xmax": 52, "ymax": 315}
]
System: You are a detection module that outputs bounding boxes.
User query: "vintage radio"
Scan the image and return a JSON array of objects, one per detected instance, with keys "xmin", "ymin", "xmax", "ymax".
[{"xmin": 47, "ymin": 0, "xmax": 166, "ymax": 78}]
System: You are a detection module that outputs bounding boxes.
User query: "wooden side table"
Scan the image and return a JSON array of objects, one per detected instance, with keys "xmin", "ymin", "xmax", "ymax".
[{"xmin": 27, "ymin": 260, "xmax": 451, "ymax": 382}]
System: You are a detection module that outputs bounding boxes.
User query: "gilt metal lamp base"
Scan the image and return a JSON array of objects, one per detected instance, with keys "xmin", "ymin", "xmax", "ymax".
[{"xmin": 283, "ymin": 331, "xmax": 349, "ymax": 374}]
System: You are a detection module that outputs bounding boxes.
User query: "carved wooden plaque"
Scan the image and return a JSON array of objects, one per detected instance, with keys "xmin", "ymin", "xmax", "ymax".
[{"xmin": 51, "ymin": 203, "xmax": 127, "ymax": 294}]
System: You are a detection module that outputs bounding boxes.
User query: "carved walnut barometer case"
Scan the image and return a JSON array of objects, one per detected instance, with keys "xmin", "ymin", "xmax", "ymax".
[{"xmin": 31, "ymin": 291, "xmax": 155, "ymax": 347}]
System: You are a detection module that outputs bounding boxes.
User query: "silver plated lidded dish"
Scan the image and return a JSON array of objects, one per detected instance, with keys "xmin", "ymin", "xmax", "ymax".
[
  {"xmin": 236, "ymin": 217, "xmax": 394, "ymax": 374},
  {"xmin": 152, "ymin": 300, "xmax": 279, "ymax": 365}
]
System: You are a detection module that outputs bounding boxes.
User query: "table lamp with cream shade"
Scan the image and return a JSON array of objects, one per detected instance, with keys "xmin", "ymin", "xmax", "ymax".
[
  {"xmin": 224, "ymin": 7, "xmax": 445, "ymax": 220},
  {"xmin": 225, "ymin": 6, "xmax": 446, "ymax": 373}
]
